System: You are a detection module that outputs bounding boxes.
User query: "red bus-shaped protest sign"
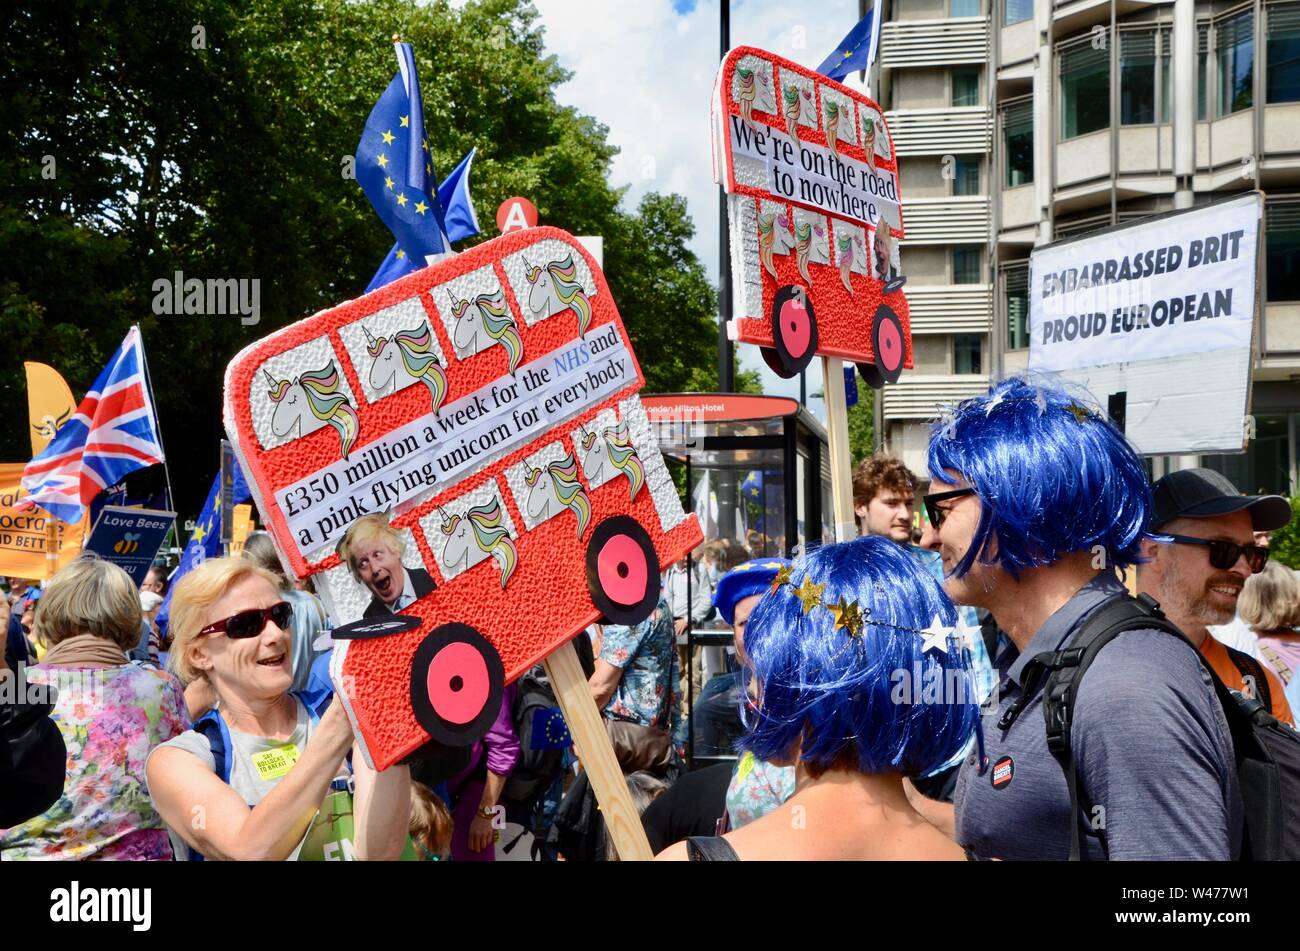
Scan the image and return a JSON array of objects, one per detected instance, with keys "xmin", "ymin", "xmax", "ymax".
[
  {"xmin": 223, "ymin": 227, "xmax": 702, "ymax": 772},
  {"xmin": 712, "ymin": 46, "xmax": 912, "ymax": 387}
]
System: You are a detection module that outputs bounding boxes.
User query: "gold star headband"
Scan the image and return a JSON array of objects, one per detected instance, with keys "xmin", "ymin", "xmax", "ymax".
[{"xmin": 769, "ymin": 570, "xmax": 956, "ymax": 653}]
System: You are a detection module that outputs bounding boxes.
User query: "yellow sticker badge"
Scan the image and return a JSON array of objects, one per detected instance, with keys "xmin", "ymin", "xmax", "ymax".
[{"xmin": 251, "ymin": 743, "xmax": 301, "ymax": 781}]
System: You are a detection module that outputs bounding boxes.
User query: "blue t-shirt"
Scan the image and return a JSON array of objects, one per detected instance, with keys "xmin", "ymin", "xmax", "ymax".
[{"xmin": 956, "ymin": 573, "xmax": 1242, "ymax": 860}]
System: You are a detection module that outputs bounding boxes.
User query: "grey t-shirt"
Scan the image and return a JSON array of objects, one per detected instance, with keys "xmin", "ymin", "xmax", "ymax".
[
  {"xmin": 955, "ymin": 573, "xmax": 1243, "ymax": 860},
  {"xmin": 150, "ymin": 698, "xmax": 335, "ymax": 860}
]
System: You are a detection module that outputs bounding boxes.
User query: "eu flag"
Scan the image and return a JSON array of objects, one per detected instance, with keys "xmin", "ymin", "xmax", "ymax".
[
  {"xmin": 437, "ymin": 148, "xmax": 480, "ymax": 245},
  {"xmin": 356, "ymin": 42, "xmax": 449, "ymax": 265},
  {"xmin": 815, "ymin": 3, "xmax": 881, "ymax": 83},
  {"xmin": 365, "ymin": 148, "xmax": 481, "ymax": 293},
  {"xmin": 154, "ymin": 457, "xmax": 250, "ymax": 639},
  {"xmin": 530, "ymin": 707, "xmax": 572, "ymax": 750}
]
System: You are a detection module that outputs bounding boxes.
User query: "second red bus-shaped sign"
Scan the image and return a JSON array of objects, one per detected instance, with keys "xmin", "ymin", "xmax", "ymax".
[
  {"xmin": 712, "ymin": 46, "xmax": 913, "ymax": 388},
  {"xmin": 223, "ymin": 227, "xmax": 702, "ymax": 770}
]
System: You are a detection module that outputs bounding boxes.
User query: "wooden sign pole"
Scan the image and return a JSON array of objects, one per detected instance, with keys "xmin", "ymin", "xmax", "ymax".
[
  {"xmin": 44, "ymin": 516, "xmax": 60, "ymax": 581},
  {"xmin": 821, "ymin": 356, "xmax": 858, "ymax": 542},
  {"xmin": 543, "ymin": 639, "xmax": 653, "ymax": 860}
]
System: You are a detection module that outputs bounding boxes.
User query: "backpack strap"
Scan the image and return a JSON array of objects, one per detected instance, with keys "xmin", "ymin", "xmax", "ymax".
[
  {"xmin": 1000, "ymin": 591, "xmax": 1189, "ymax": 861},
  {"xmin": 686, "ymin": 835, "xmax": 740, "ymax": 861},
  {"xmin": 189, "ymin": 709, "xmax": 234, "ymax": 862},
  {"xmin": 1225, "ymin": 647, "xmax": 1272, "ymax": 716}
]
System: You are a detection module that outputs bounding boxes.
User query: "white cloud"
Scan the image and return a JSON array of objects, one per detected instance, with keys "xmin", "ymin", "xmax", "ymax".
[{"xmin": 532, "ymin": 0, "xmax": 867, "ymax": 415}]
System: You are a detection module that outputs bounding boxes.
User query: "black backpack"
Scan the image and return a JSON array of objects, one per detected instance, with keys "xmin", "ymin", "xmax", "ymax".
[
  {"xmin": 504, "ymin": 633, "xmax": 596, "ymax": 804},
  {"xmin": 504, "ymin": 667, "xmax": 568, "ymax": 803},
  {"xmin": 1004, "ymin": 591, "xmax": 1300, "ymax": 861}
]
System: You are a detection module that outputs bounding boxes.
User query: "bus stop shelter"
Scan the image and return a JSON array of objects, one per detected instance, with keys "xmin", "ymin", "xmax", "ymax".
[{"xmin": 641, "ymin": 393, "xmax": 833, "ymax": 766}]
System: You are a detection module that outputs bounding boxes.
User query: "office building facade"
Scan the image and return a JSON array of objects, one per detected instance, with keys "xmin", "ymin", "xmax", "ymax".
[{"xmin": 877, "ymin": 0, "xmax": 1299, "ymax": 495}]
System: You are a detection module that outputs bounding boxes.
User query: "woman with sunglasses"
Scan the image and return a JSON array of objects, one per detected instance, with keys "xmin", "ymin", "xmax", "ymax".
[{"xmin": 147, "ymin": 558, "xmax": 411, "ymax": 861}]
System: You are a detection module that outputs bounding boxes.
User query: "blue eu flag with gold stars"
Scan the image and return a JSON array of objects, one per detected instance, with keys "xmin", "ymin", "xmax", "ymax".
[
  {"xmin": 815, "ymin": 4, "xmax": 880, "ymax": 83},
  {"xmin": 154, "ymin": 460, "xmax": 250, "ymax": 639},
  {"xmin": 365, "ymin": 148, "xmax": 481, "ymax": 293},
  {"xmin": 357, "ymin": 42, "xmax": 448, "ymax": 264}
]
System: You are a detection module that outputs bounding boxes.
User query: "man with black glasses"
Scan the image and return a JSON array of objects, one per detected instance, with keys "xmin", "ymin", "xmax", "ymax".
[
  {"xmin": 1138, "ymin": 468, "xmax": 1295, "ymax": 726},
  {"xmin": 908, "ymin": 378, "xmax": 1242, "ymax": 860}
]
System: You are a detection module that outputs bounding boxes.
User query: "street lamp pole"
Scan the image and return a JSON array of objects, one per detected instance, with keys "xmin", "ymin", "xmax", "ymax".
[{"xmin": 718, "ymin": 0, "xmax": 734, "ymax": 392}]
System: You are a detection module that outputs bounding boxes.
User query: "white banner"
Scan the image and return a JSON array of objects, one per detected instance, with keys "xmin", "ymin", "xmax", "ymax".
[
  {"xmin": 1028, "ymin": 194, "xmax": 1263, "ymax": 456},
  {"xmin": 728, "ymin": 114, "xmax": 901, "ymax": 230},
  {"xmin": 1029, "ymin": 194, "xmax": 1261, "ymax": 372},
  {"xmin": 277, "ymin": 322, "xmax": 635, "ymax": 557}
]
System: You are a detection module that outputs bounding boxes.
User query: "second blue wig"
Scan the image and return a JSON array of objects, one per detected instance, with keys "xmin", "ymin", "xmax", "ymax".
[
  {"xmin": 927, "ymin": 375, "xmax": 1151, "ymax": 578},
  {"xmin": 739, "ymin": 536, "xmax": 980, "ymax": 778}
]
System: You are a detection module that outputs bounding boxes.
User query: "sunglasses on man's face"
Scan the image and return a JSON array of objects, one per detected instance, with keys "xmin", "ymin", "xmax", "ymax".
[
  {"xmin": 923, "ymin": 487, "xmax": 977, "ymax": 528},
  {"xmin": 1162, "ymin": 534, "xmax": 1270, "ymax": 574},
  {"xmin": 198, "ymin": 601, "xmax": 294, "ymax": 639}
]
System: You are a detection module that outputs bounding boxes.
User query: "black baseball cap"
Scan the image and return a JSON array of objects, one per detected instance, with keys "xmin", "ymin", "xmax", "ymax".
[{"xmin": 1151, "ymin": 468, "xmax": 1293, "ymax": 532}]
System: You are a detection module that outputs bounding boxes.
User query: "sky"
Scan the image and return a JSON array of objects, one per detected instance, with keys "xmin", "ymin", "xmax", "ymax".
[{"xmin": 530, "ymin": 0, "xmax": 869, "ymax": 419}]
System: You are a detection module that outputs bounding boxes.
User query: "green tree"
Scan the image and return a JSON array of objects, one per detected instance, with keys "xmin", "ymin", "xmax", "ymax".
[
  {"xmin": 1, "ymin": 0, "xmax": 725, "ymax": 524},
  {"xmin": 1270, "ymin": 495, "xmax": 1300, "ymax": 570},
  {"xmin": 847, "ymin": 385, "xmax": 875, "ymax": 464}
]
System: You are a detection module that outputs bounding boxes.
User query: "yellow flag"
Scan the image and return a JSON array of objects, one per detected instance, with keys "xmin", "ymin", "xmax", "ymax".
[
  {"xmin": 229, "ymin": 504, "xmax": 255, "ymax": 554},
  {"xmin": 25, "ymin": 362, "xmax": 77, "ymax": 457}
]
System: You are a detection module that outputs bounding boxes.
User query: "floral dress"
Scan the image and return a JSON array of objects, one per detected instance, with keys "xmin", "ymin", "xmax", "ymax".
[
  {"xmin": 598, "ymin": 597, "xmax": 685, "ymax": 747},
  {"xmin": 725, "ymin": 751, "xmax": 796, "ymax": 829},
  {"xmin": 0, "ymin": 662, "xmax": 189, "ymax": 860}
]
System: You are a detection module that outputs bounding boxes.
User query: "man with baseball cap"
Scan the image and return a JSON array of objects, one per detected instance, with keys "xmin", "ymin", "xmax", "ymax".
[{"xmin": 1138, "ymin": 468, "xmax": 1295, "ymax": 725}]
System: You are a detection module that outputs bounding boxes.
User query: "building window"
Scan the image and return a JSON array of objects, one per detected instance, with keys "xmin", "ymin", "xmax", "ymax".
[
  {"xmin": 1266, "ymin": 201, "xmax": 1300, "ymax": 303},
  {"xmin": 952, "ymin": 156, "xmax": 981, "ymax": 195},
  {"xmin": 952, "ymin": 67, "xmax": 980, "ymax": 107},
  {"xmin": 1198, "ymin": 23, "xmax": 1210, "ymax": 120},
  {"xmin": 1217, "ymin": 10, "xmax": 1254, "ymax": 115},
  {"xmin": 1003, "ymin": 99, "xmax": 1034, "ymax": 186},
  {"xmin": 952, "ymin": 0, "xmax": 981, "ymax": 16},
  {"xmin": 1159, "ymin": 30, "xmax": 1172, "ymax": 123},
  {"xmin": 1005, "ymin": 264, "xmax": 1030, "ymax": 350},
  {"xmin": 1267, "ymin": 2, "xmax": 1300, "ymax": 104},
  {"xmin": 1060, "ymin": 42, "xmax": 1110, "ymax": 139},
  {"xmin": 953, "ymin": 247, "xmax": 982, "ymax": 284},
  {"xmin": 954, "ymin": 335, "xmax": 984, "ymax": 374},
  {"xmin": 1120, "ymin": 30, "xmax": 1157, "ymax": 125},
  {"xmin": 1004, "ymin": 0, "xmax": 1032, "ymax": 26}
]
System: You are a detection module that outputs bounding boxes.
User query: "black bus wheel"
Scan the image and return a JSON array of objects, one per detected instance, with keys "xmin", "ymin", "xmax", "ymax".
[
  {"xmin": 586, "ymin": 516, "xmax": 661, "ymax": 626},
  {"xmin": 769, "ymin": 285, "xmax": 818, "ymax": 377},
  {"xmin": 859, "ymin": 303, "xmax": 905, "ymax": 386},
  {"xmin": 409, "ymin": 623, "xmax": 505, "ymax": 747}
]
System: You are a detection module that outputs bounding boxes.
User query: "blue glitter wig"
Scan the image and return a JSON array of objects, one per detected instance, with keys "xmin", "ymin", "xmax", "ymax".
[
  {"xmin": 927, "ymin": 375, "xmax": 1151, "ymax": 579},
  {"xmin": 739, "ymin": 536, "xmax": 980, "ymax": 778}
]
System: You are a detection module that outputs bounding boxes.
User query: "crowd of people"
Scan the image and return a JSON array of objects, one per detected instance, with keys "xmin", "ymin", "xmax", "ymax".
[{"xmin": 2, "ymin": 373, "xmax": 1299, "ymax": 861}]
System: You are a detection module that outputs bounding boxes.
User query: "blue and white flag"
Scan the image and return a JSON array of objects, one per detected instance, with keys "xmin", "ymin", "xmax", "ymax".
[
  {"xmin": 815, "ymin": 1, "xmax": 883, "ymax": 83},
  {"xmin": 356, "ymin": 42, "xmax": 449, "ymax": 266},
  {"xmin": 365, "ymin": 148, "xmax": 481, "ymax": 293}
]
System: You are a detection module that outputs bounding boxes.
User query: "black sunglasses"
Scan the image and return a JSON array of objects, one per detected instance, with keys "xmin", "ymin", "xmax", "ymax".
[
  {"xmin": 199, "ymin": 601, "xmax": 294, "ymax": 639},
  {"xmin": 1161, "ymin": 535, "xmax": 1270, "ymax": 574},
  {"xmin": 924, "ymin": 487, "xmax": 976, "ymax": 528}
]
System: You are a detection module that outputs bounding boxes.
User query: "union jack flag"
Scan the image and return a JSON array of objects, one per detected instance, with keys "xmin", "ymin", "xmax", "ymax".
[{"xmin": 20, "ymin": 327, "xmax": 165, "ymax": 524}]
